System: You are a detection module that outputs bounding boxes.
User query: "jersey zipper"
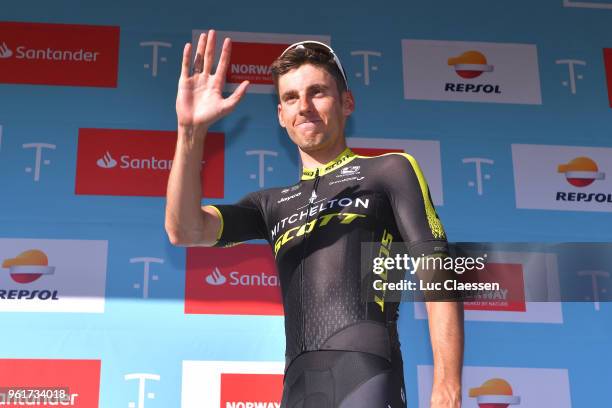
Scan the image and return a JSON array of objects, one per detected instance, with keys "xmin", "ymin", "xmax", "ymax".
[{"xmin": 300, "ymin": 168, "xmax": 321, "ymax": 353}]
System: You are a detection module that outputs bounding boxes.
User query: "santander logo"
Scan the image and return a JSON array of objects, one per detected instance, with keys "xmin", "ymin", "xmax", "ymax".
[
  {"xmin": 0, "ymin": 42, "xmax": 13, "ymax": 58},
  {"xmin": 205, "ymin": 267, "xmax": 227, "ymax": 286},
  {"xmin": 185, "ymin": 245, "xmax": 282, "ymax": 315},
  {"xmin": 75, "ymin": 128, "xmax": 224, "ymax": 198},
  {"xmin": 204, "ymin": 267, "xmax": 279, "ymax": 288},
  {"xmin": 96, "ymin": 151, "xmax": 117, "ymax": 168}
]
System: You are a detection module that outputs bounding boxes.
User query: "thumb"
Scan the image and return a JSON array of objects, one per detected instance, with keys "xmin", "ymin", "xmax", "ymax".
[{"xmin": 222, "ymin": 80, "xmax": 249, "ymax": 113}]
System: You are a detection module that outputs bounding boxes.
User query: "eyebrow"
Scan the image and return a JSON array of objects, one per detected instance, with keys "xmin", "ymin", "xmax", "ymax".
[{"xmin": 281, "ymin": 83, "xmax": 330, "ymax": 100}]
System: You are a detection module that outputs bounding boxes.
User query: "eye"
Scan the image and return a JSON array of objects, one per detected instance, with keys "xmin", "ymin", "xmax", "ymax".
[
  {"xmin": 310, "ymin": 88, "xmax": 325, "ymax": 97},
  {"xmin": 283, "ymin": 94, "xmax": 298, "ymax": 103}
]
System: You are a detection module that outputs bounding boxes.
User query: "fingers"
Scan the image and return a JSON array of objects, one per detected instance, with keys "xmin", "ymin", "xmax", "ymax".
[
  {"xmin": 193, "ymin": 32, "xmax": 206, "ymax": 74},
  {"xmin": 214, "ymin": 38, "xmax": 231, "ymax": 88},
  {"xmin": 222, "ymin": 80, "xmax": 250, "ymax": 113},
  {"xmin": 180, "ymin": 42, "xmax": 191, "ymax": 78},
  {"xmin": 202, "ymin": 29, "xmax": 216, "ymax": 75}
]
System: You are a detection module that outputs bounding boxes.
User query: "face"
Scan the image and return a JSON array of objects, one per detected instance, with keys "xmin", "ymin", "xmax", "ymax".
[{"xmin": 277, "ymin": 64, "xmax": 354, "ymax": 154}]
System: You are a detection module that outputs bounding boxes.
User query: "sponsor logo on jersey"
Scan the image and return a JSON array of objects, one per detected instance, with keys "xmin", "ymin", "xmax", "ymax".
[
  {"xmin": 0, "ymin": 22, "xmax": 119, "ymax": 87},
  {"xmin": 280, "ymin": 184, "xmax": 301, "ymax": 194},
  {"xmin": 512, "ymin": 144, "xmax": 612, "ymax": 212},
  {"xmin": 328, "ymin": 175, "xmax": 365, "ymax": 186},
  {"xmin": 402, "ymin": 40, "xmax": 541, "ymax": 104},
  {"xmin": 308, "ymin": 190, "xmax": 318, "ymax": 204},
  {"xmin": 0, "ymin": 359, "xmax": 101, "ymax": 407},
  {"xmin": 192, "ymin": 30, "xmax": 329, "ymax": 94},
  {"xmin": 277, "ymin": 191, "xmax": 302, "ymax": 203},
  {"xmin": 339, "ymin": 165, "xmax": 360, "ymax": 176},
  {"xmin": 270, "ymin": 196, "xmax": 371, "ymax": 241},
  {"xmin": 185, "ymin": 245, "xmax": 282, "ymax": 315},
  {"xmin": 76, "ymin": 128, "xmax": 224, "ymax": 197},
  {"xmin": 0, "ymin": 239, "xmax": 107, "ymax": 313}
]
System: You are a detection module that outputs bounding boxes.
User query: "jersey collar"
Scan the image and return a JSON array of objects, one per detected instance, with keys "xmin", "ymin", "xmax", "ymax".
[{"xmin": 301, "ymin": 147, "xmax": 357, "ymax": 180}]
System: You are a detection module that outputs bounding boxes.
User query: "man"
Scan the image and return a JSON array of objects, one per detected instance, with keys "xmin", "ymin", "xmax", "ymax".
[{"xmin": 166, "ymin": 30, "xmax": 463, "ymax": 408}]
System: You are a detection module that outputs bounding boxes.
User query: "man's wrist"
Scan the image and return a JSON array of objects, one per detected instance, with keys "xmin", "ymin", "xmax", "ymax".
[
  {"xmin": 178, "ymin": 123, "xmax": 208, "ymax": 139},
  {"xmin": 431, "ymin": 382, "xmax": 462, "ymax": 407}
]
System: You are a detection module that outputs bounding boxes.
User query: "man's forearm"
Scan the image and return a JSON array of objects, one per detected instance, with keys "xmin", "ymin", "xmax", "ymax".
[
  {"xmin": 165, "ymin": 125, "xmax": 208, "ymax": 244},
  {"xmin": 426, "ymin": 300, "xmax": 464, "ymax": 406}
]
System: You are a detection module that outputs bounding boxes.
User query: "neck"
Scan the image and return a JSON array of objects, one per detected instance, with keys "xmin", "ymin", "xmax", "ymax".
[{"xmin": 298, "ymin": 137, "xmax": 347, "ymax": 170}]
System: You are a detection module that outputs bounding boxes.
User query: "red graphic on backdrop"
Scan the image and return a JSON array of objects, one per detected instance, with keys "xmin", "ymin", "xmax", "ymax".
[
  {"xmin": 604, "ymin": 49, "xmax": 612, "ymax": 108},
  {"xmin": 75, "ymin": 128, "xmax": 224, "ymax": 197},
  {"xmin": 220, "ymin": 373, "xmax": 283, "ymax": 407},
  {"xmin": 227, "ymin": 42, "xmax": 288, "ymax": 85},
  {"xmin": 185, "ymin": 244, "xmax": 282, "ymax": 315},
  {"xmin": 0, "ymin": 22, "xmax": 119, "ymax": 87},
  {"xmin": 464, "ymin": 263, "xmax": 526, "ymax": 312},
  {"xmin": 0, "ymin": 359, "xmax": 100, "ymax": 407}
]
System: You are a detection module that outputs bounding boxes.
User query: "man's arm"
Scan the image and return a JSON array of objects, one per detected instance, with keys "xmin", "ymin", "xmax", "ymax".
[
  {"xmin": 380, "ymin": 153, "xmax": 464, "ymax": 407},
  {"xmin": 165, "ymin": 125, "xmax": 220, "ymax": 246},
  {"xmin": 426, "ymin": 300, "xmax": 464, "ymax": 408},
  {"xmin": 165, "ymin": 30, "xmax": 248, "ymax": 246}
]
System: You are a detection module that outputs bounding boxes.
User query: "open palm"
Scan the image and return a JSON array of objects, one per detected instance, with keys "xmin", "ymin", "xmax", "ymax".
[{"xmin": 176, "ymin": 30, "xmax": 249, "ymax": 130}]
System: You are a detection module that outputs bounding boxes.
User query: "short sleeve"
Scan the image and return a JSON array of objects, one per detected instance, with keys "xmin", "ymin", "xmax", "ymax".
[
  {"xmin": 205, "ymin": 191, "xmax": 268, "ymax": 247},
  {"xmin": 382, "ymin": 153, "xmax": 448, "ymax": 257}
]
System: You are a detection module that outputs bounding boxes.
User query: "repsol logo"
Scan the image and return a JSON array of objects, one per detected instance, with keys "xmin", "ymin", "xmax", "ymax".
[
  {"xmin": 0, "ymin": 289, "xmax": 59, "ymax": 300},
  {"xmin": 556, "ymin": 192, "xmax": 612, "ymax": 203},
  {"xmin": 231, "ymin": 64, "xmax": 272, "ymax": 75},
  {"xmin": 445, "ymin": 83, "xmax": 501, "ymax": 94}
]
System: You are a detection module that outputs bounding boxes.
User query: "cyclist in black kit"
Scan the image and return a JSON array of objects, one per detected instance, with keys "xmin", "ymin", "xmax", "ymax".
[{"xmin": 166, "ymin": 30, "xmax": 463, "ymax": 408}]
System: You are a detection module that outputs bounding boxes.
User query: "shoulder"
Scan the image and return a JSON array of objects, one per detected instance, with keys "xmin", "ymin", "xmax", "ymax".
[
  {"xmin": 354, "ymin": 152, "xmax": 423, "ymax": 178},
  {"xmin": 244, "ymin": 182, "xmax": 303, "ymax": 205}
]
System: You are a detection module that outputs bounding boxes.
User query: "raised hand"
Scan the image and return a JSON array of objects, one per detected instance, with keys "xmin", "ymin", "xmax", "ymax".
[{"xmin": 176, "ymin": 30, "xmax": 249, "ymax": 132}]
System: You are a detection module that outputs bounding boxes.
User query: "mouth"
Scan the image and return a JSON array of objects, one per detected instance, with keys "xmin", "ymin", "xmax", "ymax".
[{"xmin": 296, "ymin": 119, "xmax": 322, "ymax": 128}]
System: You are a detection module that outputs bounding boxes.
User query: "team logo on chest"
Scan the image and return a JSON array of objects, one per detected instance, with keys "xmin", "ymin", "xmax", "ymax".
[
  {"xmin": 308, "ymin": 191, "xmax": 318, "ymax": 204},
  {"xmin": 339, "ymin": 166, "xmax": 360, "ymax": 177}
]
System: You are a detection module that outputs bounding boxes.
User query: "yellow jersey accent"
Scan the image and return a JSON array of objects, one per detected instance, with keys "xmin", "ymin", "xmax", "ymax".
[
  {"xmin": 354, "ymin": 151, "xmax": 446, "ymax": 240},
  {"xmin": 301, "ymin": 147, "xmax": 358, "ymax": 180},
  {"xmin": 205, "ymin": 205, "xmax": 225, "ymax": 243},
  {"xmin": 400, "ymin": 153, "xmax": 446, "ymax": 240}
]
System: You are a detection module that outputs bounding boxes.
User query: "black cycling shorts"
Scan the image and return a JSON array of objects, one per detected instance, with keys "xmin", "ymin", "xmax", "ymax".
[{"xmin": 280, "ymin": 350, "xmax": 406, "ymax": 408}]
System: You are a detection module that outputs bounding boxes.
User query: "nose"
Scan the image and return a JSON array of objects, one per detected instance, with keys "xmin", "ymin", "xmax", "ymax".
[{"xmin": 298, "ymin": 94, "xmax": 312, "ymax": 114}]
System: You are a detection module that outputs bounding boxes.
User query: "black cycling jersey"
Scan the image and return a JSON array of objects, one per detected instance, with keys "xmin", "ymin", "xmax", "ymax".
[{"xmin": 208, "ymin": 148, "xmax": 448, "ymax": 369}]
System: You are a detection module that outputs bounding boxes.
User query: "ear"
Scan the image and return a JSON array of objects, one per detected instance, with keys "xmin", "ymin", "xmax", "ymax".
[
  {"xmin": 342, "ymin": 90, "xmax": 355, "ymax": 117},
  {"xmin": 277, "ymin": 102, "xmax": 286, "ymax": 128}
]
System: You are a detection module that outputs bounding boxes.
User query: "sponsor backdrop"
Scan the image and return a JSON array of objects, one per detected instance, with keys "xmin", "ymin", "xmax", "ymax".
[{"xmin": 1, "ymin": 0, "xmax": 611, "ymax": 407}]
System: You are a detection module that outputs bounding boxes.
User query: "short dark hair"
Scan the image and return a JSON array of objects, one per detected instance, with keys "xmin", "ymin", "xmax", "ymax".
[{"xmin": 271, "ymin": 46, "xmax": 348, "ymax": 96}]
